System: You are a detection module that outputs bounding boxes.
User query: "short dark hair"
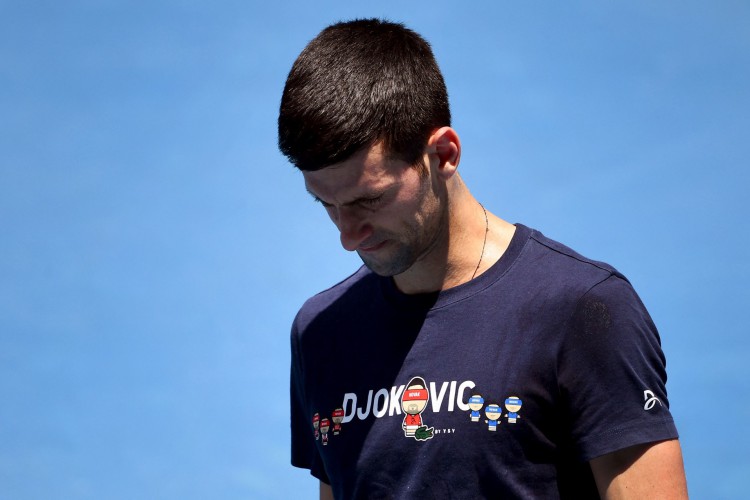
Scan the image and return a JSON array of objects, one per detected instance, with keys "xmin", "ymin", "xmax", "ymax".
[{"xmin": 278, "ymin": 19, "xmax": 451, "ymax": 171}]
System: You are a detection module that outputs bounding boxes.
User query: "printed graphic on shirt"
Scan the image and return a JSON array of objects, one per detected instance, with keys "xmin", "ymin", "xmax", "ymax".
[
  {"xmin": 643, "ymin": 389, "xmax": 662, "ymax": 410},
  {"xmin": 310, "ymin": 408, "xmax": 347, "ymax": 443},
  {"xmin": 320, "ymin": 418, "xmax": 330, "ymax": 445},
  {"xmin": 468, "ymin": 394, "xmax": 485, "ymax": 422},
  {"xmin": 484, "ymin": 403, "xmax": 502, "ymax": 431},
  {"xmin": 504, "ymin": 396, "xmax": 522, "ymax": 423},
  {"xmin": 468, "ymin": 392, "xmax": 523, "ymax": 431},
  {"xmin": 319, "ymin": 378, "xmax": 525, "ymax": 445},
  {"xmin": 400, "ymin": 376, "xmax": 434, "ymax": 441},
  {"xmin": 340, "ymin": 379, "xmax": 477, "ymax": 423},
  {"xmin": 312, "ymin": 413, "xmax": 320, "ymax": 440},
  {"xmin": 332, "ymin": 407, "xmax": 345, "ymax": 434}
]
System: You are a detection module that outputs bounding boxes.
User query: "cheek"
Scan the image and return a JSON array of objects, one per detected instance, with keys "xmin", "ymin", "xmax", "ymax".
[
  {"xmin": 386, "ymin": 193, "xmax": 436, "ymax": 230},
  {"xmin": 396, "ymin": 172, "xmax": 435, "ymax": 211}
]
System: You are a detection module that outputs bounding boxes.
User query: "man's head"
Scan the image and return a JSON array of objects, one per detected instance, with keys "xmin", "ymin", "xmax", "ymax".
[
  {"xmin": 278, "ymin": 18, "xmax": 451, "ymax": 172},
  {"xmin": 301, "ymin": 139, "xmax": 453, "ymax": 276}
]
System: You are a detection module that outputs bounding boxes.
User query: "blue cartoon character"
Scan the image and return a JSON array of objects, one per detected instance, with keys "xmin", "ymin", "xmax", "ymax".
[
  {"xmin": 504, "ymin": 396, "xmax": 522, "ymax": 423},
  {"xmin": 485, "ymin": 403, "xmax": 502, "ymax": 431},
  {"xmin": 468, "ymin": 394, "xmax": 484, "ymax": 422}
]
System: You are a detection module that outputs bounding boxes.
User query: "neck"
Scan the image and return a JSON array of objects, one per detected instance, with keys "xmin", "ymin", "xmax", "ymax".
[{"xmin": 393, "ymin": 176, "xmax": 515, "ymax": 294}]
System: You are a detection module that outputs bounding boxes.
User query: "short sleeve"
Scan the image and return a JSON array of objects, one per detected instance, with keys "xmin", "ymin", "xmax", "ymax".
[
  {"xmin": 290, "ymin": 321, "xmax": 330, "ymax": 483},
  {"xmin": 557, "ymin": 274, "xmax": 678, "ymax": 461}
]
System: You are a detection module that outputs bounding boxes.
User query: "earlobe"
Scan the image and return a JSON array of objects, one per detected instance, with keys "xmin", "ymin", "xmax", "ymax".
[{"xmin": 428, "ymin": 127, "xmax": 461, "ymax": 179}]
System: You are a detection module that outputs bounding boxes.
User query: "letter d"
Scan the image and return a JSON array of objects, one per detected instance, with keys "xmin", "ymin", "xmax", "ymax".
[{"xmin": 342, "ymin": 393, "xmax": 357, "ymax": 423}]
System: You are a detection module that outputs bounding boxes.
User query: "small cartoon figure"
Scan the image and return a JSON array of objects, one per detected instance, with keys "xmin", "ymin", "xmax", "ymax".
[
  {"xmin": 485, "ymin": 403, "xmax": 502, "ymax": 431},
  {"xmin": 400, "ymin": 376, "xmax": 434, "ymax": 441},
  {"xmin": 320, "ymin": 418, "xmax": 331, "ymax": 445},
  {"xmin": 468, "ymin": 394, "xmax": 485, "ymax": 422},
  {"xmin": 312, "ymin": 413, "xmax": 320, "ymax": 440},
  {"xmin": 331, "ymin": 408, "xmax": 345, "ymax": 435},
  {"xmin": 504, "ymin": 396, "xmax": 522, "ymax": 423}
]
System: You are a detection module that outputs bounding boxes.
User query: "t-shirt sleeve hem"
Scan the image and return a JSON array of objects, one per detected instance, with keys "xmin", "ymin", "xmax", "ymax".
[
  {"xmin": 576, "ymin": 417, "xmax": 679, "ymax": 462},
  {"xmin": 291, "ymin": 457, "xmax": 331, "ymax": 484}
]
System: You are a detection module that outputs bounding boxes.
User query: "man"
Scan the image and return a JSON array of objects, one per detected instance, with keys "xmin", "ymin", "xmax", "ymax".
[{"xmin": 279, "ymin": 19, "xmax": 687, "ymax": 499}]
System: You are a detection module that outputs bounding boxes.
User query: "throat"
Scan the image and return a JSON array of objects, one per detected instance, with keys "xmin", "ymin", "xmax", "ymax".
[{"xmin": 393, "ymin": 202, "xmax": 493, "ymax": 294}]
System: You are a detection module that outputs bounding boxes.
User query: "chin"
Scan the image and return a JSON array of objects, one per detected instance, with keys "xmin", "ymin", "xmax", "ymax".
[
  {"xmin": 361, "ymin": 260, "xmax": 401, "ymax": 277},
  {"xmin": 358, "ymin": 248, "xmax": 415, "ymax": 277},
  {"xmin": 360, "ymin": 256, "xmax": 415, "ymax": 278}
]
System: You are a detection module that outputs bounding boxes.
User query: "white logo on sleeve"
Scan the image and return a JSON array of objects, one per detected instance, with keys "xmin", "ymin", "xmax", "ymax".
[{"xmin": 643, "ymin": 390, "xmax": 662, "ymax": 410}]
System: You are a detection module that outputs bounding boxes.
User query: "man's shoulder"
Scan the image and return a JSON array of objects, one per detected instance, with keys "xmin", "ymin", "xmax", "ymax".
[
  {"xmin": 293, "ymin": 265, "xmax": 378, "ymax": 332},
  {"xmin": 515, "ymin": 226, "xmax": 647, "ymax": 320},
  {"xmin": 521, "ymin": 225, "xmax": 624, "ymax": 284}
]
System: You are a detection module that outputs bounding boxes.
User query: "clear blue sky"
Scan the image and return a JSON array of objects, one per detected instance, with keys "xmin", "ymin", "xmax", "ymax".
[{"xmin": 1, "ymin": 1, "xmax": 748, "ymax": 498}]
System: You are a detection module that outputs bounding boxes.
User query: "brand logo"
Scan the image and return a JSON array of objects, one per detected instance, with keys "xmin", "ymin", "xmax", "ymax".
[{"xmin": 643, "ymin": 389, "xmax": 662, "ymax": 410}]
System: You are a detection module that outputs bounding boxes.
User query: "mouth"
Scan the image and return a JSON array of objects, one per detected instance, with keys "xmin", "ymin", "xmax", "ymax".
[{"xmin": 358, "ymin": 240, "xmax": 388, "ymax": 253}]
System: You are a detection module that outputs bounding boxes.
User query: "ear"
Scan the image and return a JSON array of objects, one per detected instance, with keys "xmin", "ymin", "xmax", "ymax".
[{"xmin": 427, "ymin": 127, "xmax": 461, "ymax": 180}]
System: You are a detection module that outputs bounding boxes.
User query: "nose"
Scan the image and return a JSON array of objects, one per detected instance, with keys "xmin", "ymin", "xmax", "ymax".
[{"xmin": 334, "ymin": 207, "xmax": 373, "ymax": 251}]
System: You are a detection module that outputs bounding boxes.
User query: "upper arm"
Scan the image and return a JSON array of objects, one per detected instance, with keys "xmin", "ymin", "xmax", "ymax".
[
  {"xmin": 320, "ymin": 481, "xmax": 334, "ymax": 500},
  {"xmin": 560, "ymin": 276, "xmax": 679, "ymax": 461},
  {"xmin": 590, "ymin": 439, "xmax": 688, "ymax": 499}
]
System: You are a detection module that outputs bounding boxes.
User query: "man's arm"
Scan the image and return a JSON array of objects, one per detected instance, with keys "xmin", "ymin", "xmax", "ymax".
[
  {"xmin": 320, "ymin": 481, "xmax": 334, "ymax": 500},
  {"xmin": 590, "ymin": 439, "xmax": 688, "ymax": 499}
]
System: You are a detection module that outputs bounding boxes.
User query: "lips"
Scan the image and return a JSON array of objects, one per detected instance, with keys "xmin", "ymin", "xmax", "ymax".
[{"xmin": 358, "ymin": 240, "xmax": 388, "ymax": 252}]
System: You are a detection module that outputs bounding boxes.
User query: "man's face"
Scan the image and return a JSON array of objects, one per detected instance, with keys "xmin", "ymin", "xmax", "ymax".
[{"xmin": 303, "ymin": 143, "xmax": 447, "ymax": 277}]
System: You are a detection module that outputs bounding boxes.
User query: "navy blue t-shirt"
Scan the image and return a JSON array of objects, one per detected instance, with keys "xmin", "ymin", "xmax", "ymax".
[{"xmin": 290, "ymin": 224, "xmax": 677, "ymax": 499}]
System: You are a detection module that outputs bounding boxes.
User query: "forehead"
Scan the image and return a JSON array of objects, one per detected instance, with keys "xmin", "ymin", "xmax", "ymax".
[{"xmin": 302, "ymin": 143, "xmax": 406, "ymax": 202}]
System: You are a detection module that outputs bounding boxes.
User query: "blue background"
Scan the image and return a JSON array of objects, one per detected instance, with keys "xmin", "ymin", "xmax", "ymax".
[{"xmin": 1, "ymin": 1, "xmax": 748, "ymax": 498}]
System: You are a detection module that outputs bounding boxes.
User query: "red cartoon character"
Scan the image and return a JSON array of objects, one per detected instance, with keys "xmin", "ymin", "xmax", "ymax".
[
  {"xmin": 400, "ymin": 376, "xmax": 434, "ymax": 441},
  {"xmin": 331, "ymin": 408, "xmax": 345, "ymax": 435},
  {"xmin": 320, "ymin": 418, "xmax": 331, "ymax": 445},
  {"xmin": 312, "ymin": 413, "xmax": 320, "ymax": 440}
]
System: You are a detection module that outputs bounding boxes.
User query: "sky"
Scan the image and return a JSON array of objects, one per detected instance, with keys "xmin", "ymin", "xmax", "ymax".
[{"xmin": 1, "ymin": 1, "xmax": 748, "ymax": 498}]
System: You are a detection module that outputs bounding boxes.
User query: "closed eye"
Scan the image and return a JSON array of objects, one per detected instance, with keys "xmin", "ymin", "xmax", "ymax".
[
  {"xmin": 307, "ymin": 190, "xmax": 385, "ymax": 210},
  {"xmin": 359, "ymin": 195, "xmax": 383, "ymax": 207},
  {"xmin": 312, "ymin": 196, "xmax": 333, "ymax": 208}
]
